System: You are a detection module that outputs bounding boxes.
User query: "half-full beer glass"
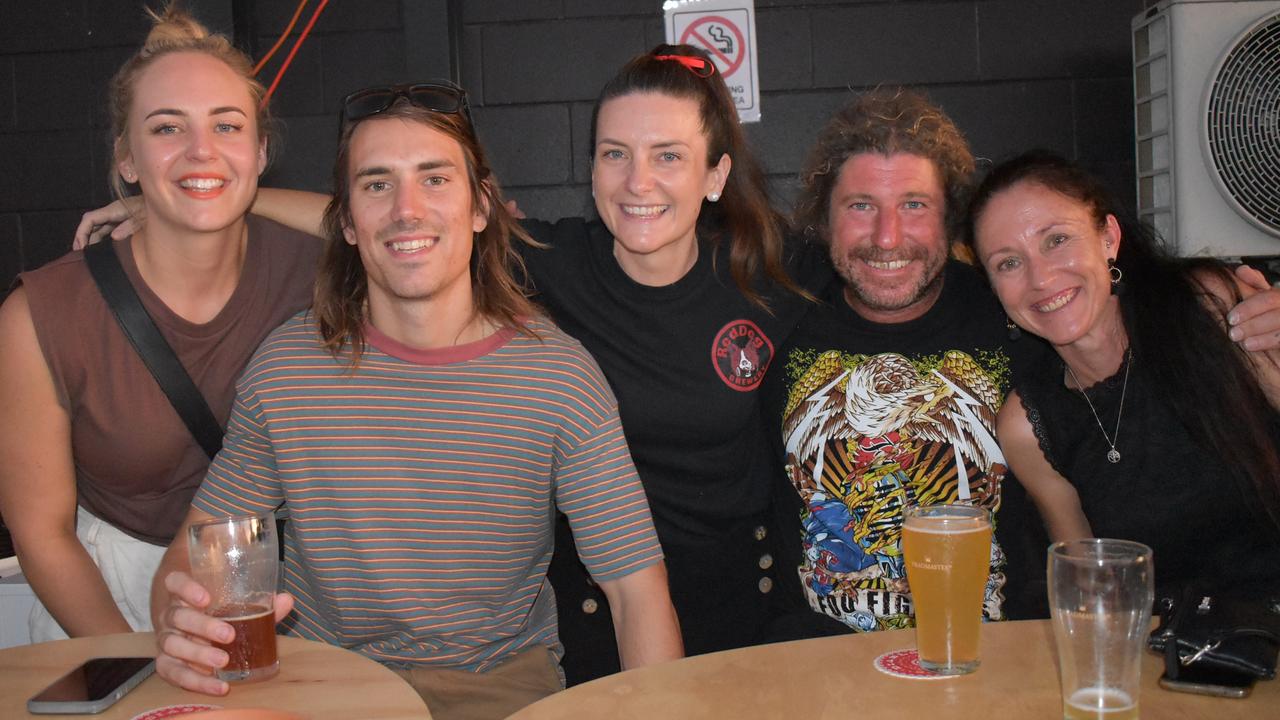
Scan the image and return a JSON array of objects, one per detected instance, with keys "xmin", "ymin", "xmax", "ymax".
[
  {"xmin": 188, "ymin": 514, "xmax": 280, "ymax": 682},
  {"xmin": 901, "ymin": 503, "xmax": 991, "ymax": 675},
  {"xmin": 1049, "ymin": 539, "xmax": 1153, "ymax": 720}
]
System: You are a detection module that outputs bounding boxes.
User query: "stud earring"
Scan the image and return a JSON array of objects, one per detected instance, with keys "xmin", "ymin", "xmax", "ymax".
[{"xmin": 707, "ymin": 191, "xmax": 721, "ymax": 202}]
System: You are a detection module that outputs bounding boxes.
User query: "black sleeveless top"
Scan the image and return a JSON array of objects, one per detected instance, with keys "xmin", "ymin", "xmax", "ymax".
[{"xmin": 1018, "ymin": 354, "xmax": 1280, "ymax": 597}]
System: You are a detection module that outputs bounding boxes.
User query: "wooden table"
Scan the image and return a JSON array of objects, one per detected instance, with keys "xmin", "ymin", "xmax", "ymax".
[
  {"xmin": 510, "ymin": 619, "xmax": 1277, "ymax": 719},
  {"xmin": 1, "ymin": 633, "xmax": 431, "ymax": 719}
]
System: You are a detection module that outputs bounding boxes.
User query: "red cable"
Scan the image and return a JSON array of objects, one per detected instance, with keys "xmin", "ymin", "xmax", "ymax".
[
  {"xmin": 261, "ymin": 0, "xmax": 330, "ymax": 108},
  {"xmin": 253, "ymin": 0, "xmax": 309, "ymax": 76}
]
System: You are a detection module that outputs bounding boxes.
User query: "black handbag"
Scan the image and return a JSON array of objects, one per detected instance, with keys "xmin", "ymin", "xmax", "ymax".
[{"xmin": 1147, "ymin": 586, "xmax": 1280, "ymax": 682}]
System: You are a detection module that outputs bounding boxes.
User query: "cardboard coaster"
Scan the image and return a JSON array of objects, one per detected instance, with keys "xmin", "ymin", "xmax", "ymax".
[
  {"xmin": 130, "ymin": 704, "xmax": 221, "ymax": 720},
  {"xmin": 873, "ymin": 649, "xmax": 950, "ymax": 679}
]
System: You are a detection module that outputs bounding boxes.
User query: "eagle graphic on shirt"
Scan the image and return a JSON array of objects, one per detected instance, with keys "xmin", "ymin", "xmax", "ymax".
[{"xmin": 781, "ymin": 349, "xmax": 1008, "ymax": 631}]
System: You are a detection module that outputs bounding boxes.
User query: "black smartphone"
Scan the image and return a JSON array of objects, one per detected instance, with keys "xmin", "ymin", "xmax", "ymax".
[
  {"xmin": 27, "ymin": 656, "xmax": 156, "ymax": 714},
  {"xmin": 1159, "ymin": 665, "xmax": 1255, "ymax": 699}
]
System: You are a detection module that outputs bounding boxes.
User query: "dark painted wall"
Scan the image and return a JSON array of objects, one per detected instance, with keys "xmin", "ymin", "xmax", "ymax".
[{"xmin": 0, "ymin": 0, "xmax": 1148, "ymax": 290}]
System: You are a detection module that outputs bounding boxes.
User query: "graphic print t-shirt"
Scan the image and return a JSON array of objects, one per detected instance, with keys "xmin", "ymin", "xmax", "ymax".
[{"xmin": 763, "ymin": 261, "xmax": 1039, "ymax": 631}]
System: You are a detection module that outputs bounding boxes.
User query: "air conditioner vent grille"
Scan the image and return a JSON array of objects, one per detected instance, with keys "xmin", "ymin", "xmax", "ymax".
[{"xmin": 1205, "ymin": 11, "xmax": 1280, "ymax": 235}]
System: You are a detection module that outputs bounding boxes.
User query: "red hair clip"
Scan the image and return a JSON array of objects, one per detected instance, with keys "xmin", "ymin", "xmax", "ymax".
[{"xmin": 653, "ymin": 54, "xmax": 716, "ymax": 78}]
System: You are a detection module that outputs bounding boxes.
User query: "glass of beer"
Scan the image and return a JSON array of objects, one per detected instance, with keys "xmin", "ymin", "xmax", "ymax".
[
  {"xmin": 1049, "ymin": 539, "xmax": 1153, "ymax": 720},
  {"xmin": 188, "ymin": 514, "xmax": 280, "ymax": 683},
  {"xmin": 901, "ymin": 503, "xmax": 991, "ymax": 675}
]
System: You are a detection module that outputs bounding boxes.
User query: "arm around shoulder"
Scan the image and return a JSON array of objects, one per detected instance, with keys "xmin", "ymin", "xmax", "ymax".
[
  {"xmin": 1192, "ymin": 266, "xmax": 1280, "ymax": 409},
  {"xmin": 252, "ymin": 187, "xmax": 330, "ymax": 237},
  {"xmin": 596, "ymin": 560, "xmax": 684, "ymax": 670},
  {"xmin": 997, "ymin": 391, "xmax": 1091, "ymax": 543}
]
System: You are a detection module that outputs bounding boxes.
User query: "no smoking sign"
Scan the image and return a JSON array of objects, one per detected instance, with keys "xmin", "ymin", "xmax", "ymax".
[{"xmin": 665, "ymin": 2, "xmax": 761, "ymax": 122}]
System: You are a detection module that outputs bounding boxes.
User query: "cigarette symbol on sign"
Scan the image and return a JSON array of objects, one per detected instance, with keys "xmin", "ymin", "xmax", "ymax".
[
  {"xmin": 708, "ymin": 26, "xmax": 733, "ymax": 54},
  {"xmin": 680, "ymin": 15, "xmax": 747, "ymax": 77}
]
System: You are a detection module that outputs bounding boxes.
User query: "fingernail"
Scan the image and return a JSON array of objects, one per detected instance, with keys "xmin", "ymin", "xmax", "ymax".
[
  {"xmin": 1228, "ymin": 312, "xmax": 1240, "ymax": 326},
  {"xmin": 1229, "ymin": 327, "xmax": 1243, "ymax": 341},
  {"xmin": 219, "ymin": 627, "xmax": 234, "ymax": 643}
]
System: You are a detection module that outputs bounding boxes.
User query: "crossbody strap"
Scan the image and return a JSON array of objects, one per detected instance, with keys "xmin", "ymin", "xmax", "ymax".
[{"xmin": 83, "ymin": 241, "xmax": 223, "ymax": 459}]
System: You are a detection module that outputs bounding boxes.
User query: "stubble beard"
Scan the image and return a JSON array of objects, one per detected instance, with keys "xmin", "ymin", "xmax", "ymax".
[{"xmin": 834, "ymin": 247, "xmax": 947, "ymax": 316}]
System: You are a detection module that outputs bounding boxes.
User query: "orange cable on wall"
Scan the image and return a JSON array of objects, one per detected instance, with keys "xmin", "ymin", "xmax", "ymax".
[
  {"xmin": 261, "ymin": 0, "xmax": 330, "ymax": 108},
  {"xmin": 253, "ymin": 0, "xmax": 309, "ymax": 76}
]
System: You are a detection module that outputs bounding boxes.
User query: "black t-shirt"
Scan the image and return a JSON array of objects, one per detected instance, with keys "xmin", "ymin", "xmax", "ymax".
[
  {"xmin": 760, "ymin": 260, "xmax": 1053, "ymax": 632},
  {"xmin": 519, "ymin": 217, "xmax": 833, "ymax": 674},
  {"xmin": 521, "ymin": 217, "xmax": 831, "ymax": 545}
]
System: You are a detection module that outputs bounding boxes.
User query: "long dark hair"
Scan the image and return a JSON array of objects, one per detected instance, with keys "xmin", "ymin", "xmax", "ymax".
[
  {"xmin": 315, "ymin": 100, "xmax": 540, "ymax": 367},
  {"xmin": 590, "ymin": 44, "xmax": 810, "ymax": 310},
  {"xmin": 965, "ymin": 150, "xmax": 1280, "ymax": 533}
]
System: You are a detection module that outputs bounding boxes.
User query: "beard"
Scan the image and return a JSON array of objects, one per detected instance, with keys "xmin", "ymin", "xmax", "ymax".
[{"xmin": 832, "ymin": 244, "xmax": 947, "ymax": 316}]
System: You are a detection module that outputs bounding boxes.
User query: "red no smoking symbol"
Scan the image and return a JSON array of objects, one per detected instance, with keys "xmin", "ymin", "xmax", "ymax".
[{"xmin": 680, "ymin": 15, "xmax": 746, "ymax": 77}]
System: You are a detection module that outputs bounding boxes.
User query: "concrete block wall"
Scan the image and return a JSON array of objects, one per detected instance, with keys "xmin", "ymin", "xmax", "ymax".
[
  {"xmin": 1, "ymin": 0, "xmax": 1144, "ymax": 289},
  {"xmin": 464, "ymin": 0, "xmax": 1146, "ymax": 223}
]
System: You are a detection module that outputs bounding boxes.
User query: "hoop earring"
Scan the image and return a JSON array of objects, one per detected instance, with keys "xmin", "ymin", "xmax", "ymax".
[
  {"xmin": 1006, "ymin": 316, "xmax": 1021, "ymax": 341},
  {"xmin": 1108, "ymin": 258, "xmax": 1124, "ymax": 296}
]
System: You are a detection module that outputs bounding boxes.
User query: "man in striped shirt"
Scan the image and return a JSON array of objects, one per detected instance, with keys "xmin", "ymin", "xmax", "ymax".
[{"xmin": 148, "ymin": 85, "xmax": 682, "ymax": 720}]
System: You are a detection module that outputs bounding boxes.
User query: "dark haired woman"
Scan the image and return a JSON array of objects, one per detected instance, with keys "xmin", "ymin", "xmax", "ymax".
[
  {"xmin": 518, "ymin": 45, "xmax": 828, "ymax": 681},
  {"xmin": 966, "ymin": 150, "xmax": 1280, "ymax": 595}
]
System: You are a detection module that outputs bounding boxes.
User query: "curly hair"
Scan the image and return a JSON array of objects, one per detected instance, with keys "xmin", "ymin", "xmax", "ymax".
[{"xmin": 795, "ymin": 88, "xmax": 974, "ymax": 244}]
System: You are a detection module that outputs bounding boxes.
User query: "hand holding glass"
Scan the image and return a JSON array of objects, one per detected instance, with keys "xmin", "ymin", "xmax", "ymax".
[
  {"xmin": 187, "ymin": 514, "xmax": 280, "ymax": 683},
  {"xmin": 901, "ymin": 504, "xmax": 992, "ymax": 675},
  {"xmin": 1049, "ymin": 539, "xmax": 1154, "ymax": 720}
]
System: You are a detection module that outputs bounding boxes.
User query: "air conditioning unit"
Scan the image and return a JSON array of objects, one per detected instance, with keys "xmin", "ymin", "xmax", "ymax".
[{"xmin": 1133, "ymin": 0, "xmax": 1280, "ymax": 257}]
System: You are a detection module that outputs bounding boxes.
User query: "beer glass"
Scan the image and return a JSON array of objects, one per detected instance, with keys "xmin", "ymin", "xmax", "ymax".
[
  {"xmin": 188, "ymin": 514, "xmax": 280, "ymax": 682},
  {"xmin": 901, "ymin": 503, "xmax": 992, "ymax": 675},
  {"xmin": 1049, "ymin": 539, "xmax": 1153, "ymax": 720}
]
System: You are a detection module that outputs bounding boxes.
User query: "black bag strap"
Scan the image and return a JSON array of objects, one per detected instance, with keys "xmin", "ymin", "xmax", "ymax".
[{"xmin": 83, "ymin": 241, "xmax": 223, "ymax": 459}]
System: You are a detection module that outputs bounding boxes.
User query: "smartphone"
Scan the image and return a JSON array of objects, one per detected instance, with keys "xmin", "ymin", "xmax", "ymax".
[
  {"xmin": 1159, "ymin": 666, "xmax": 1255, "ymax": 699},
  {"xmin": 27, "ymin": 656, "xmax": 156, "ymax": 714}
]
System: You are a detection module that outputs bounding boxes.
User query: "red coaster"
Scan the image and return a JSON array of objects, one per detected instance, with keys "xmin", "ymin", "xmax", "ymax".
[
  {"xmin": 130, "ymin": 704, "xmax": 221, "ymax": 720},
  {"xmin": 873, "ymin": 649, "xmax": 949, "ymax": 679}
]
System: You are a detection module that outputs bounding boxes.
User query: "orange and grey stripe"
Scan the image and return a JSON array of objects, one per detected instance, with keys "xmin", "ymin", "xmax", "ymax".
[{"xmin": 194, "ymin": 314, "xmax": 662, "ymax": 672}]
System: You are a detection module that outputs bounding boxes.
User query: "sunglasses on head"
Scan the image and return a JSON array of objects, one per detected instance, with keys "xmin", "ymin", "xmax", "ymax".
[{"xmin": 339, "ymin": 82, "xmax": 473, "ymax": 132}]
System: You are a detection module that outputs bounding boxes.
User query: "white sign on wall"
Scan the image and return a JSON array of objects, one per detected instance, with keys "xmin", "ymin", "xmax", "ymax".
[{"xmin": 663, "ymin": 0, "xmax": 761, "ymax": 122}]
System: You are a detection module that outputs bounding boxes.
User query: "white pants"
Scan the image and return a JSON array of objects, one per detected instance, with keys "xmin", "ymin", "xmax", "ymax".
[{"xmin": 28, "ymin": 506, "xmax": 166, "ymax": 642}]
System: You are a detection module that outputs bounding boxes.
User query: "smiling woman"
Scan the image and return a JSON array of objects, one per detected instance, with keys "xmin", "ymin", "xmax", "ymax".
[
  {"xmin": 0, "ymin": 4, "xmax": 321, "ymax": 643},
  {"xmin": 965, "ymin": 150, "xmax": 1280, "ymax": 597}
]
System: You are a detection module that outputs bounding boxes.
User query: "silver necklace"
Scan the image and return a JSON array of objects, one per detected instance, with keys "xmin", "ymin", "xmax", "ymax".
[{"xmin": 1065, "ymin": 350, "xmax": 1131, "ymax": 464}]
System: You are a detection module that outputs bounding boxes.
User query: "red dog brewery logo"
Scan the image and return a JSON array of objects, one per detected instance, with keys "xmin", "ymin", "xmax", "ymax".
[{"xmin": 711, "ymin": 319, "xmax": 774, "ymax": 391}]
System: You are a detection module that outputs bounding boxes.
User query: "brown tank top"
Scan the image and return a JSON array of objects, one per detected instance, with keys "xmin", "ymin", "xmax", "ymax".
[{"xmin": 19, "ymin": 215, "xmax": 321, "ymax": 544}]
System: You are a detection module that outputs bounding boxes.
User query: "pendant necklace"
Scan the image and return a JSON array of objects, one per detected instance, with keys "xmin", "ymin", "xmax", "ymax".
[{"xmin": 1065, "ymin": 350, "xmax": 1131, "ymax": 464}]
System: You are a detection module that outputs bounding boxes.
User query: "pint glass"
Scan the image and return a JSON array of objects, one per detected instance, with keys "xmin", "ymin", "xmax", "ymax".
[
  {"xmin": 901, "ymin": 504, "xmax": 992, "ymax": 675},
  {"xmin": 188, "ymin": 514, "xmax": 280, "ymax": 682},
  {"xmin": 1049, "ymin": 539, "xmax": 1153, "ymax": 720}
]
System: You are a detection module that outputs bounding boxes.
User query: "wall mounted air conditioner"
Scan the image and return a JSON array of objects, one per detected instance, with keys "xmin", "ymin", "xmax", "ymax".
[{"xmin": 1133, "ymin": 0, "xmax": 1280, "ymax": 257}]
